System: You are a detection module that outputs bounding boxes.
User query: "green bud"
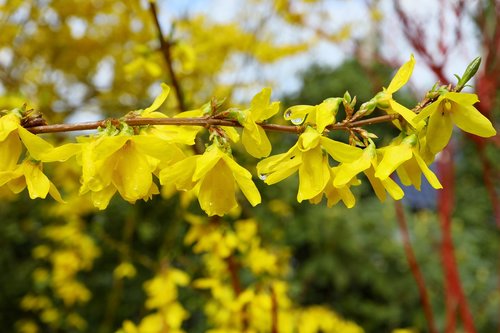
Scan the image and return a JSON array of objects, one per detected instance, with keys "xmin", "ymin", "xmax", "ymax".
[
  {"xmin": 360, "ymin": 99, "xmax": 377, "ymax": 112},
  {"xmin": 402, "ymin": 134, "xmax": 417, "ymax": 146},
  {"xmin": 456, "ymin": 56, "xmax": 481, "ymax": 91},
  {"xmin": 374, "ymin": 91, "xmax": 390, "ymax": 109},
  {"xmin": 343, "ymin": 91, "xmax": 351, "ymax": 104}
]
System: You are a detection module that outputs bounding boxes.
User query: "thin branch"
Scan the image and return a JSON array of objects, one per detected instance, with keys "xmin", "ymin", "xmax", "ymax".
[
  {"xmin": 25, "ymin": 113, "xmax": 402, "ymax": 135},
  {"xmin": 149, "ymin": 1, "xmax": 187, "ymax": 113},
  {"xmin": 270, "ymin": 285, "xmax": 279, "ymax": 333},
  {"xmin": 437, "ymin": 143, "xmax": 477, "ymax": 333}
]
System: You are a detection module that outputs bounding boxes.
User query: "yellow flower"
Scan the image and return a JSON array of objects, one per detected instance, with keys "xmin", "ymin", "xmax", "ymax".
[
  {"xmin": 160, "ymin": 143, "xmax": 261, "ymax": 216},
  {"xmin": 0, "ymin": 112, "xmax": 23, "ymax": 171},
  {"xmin": 79, "ymin": 131, "xmax": 184, "ymax": 209},
  {"xmin": 309, "ymin": 164, "xmax": 358, "ymax": 208},
  {"xmin": 257, "ymin": 127, "xmax": 362, "ymax": 202},
  {"xmin": 413, "ymin": 92, "xmax": 496, "ymax": 154},
  {"xmin": 244, "ymin": 239, "xmax": 278, "ymax": 275},
  {"xmin": 184, "ymin": 222, "xmax": 238, "ymax": 258},
  {"xmin": 376, "ymin": 55, "xmax": 418, "ymax": 126},
  {"xmin": 0, "ymin": 110, "xmax": 80, "ymax": 200},
  {"xmin": 334, "ymin": 142, "xmax": 404, "ymax": 201},
  {"xmin": 0, "ymin": 160, "xmax": 64, "ymax": 202},
  {"xmin": 114, "ymin": 262, "xmax": 137, "ymax": 280},
  {"xmin": 143, "ymin": 268, "xmax": 190, "ymax": 309},
  {"xmin": 284, "ymin": 97, "xmax": 341, "ymax": 132},
  {"xmin": 240, "ymin": 87, "xmax": 280, "ymax": 158},
  {"xmin": 375, "ymin": 134, "xmax": 442, "ymax": 190}
]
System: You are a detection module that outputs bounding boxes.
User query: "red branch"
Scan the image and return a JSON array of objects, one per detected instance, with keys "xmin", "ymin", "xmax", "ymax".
[{"xmin": 438, "ymin": 145, "xmax": 476, "ymax": 333}]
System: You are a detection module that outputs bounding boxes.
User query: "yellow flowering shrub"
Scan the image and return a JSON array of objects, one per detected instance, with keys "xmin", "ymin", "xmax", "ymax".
[{"xmin": 1, "ymin": 2, "xmax": 496, "ymax": 331}]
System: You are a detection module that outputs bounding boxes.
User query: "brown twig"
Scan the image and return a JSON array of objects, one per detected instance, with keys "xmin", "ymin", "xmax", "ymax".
[
  {"xmin": 394, "ymin": 201, "xmax": 438, "ymax": 333},
  {"xmin": 25, "ymin": 114, "xmax": 402, "ymax": 135},
  {"xmin": 225, "ymin": 254, "xmax": 249, "ymax": 330},
  {"xmin": 270, "ymin": 285, "xmax": 279, "ymax": 333},
  {"xmin": 148, "ymin": 1, "xmax": 187, "ymax": 113}
]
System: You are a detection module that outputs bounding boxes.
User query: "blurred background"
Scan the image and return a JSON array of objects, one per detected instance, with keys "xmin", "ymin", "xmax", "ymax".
[{"xmin": 0, "ymin": 0, "xmax": 498, "ymax": 332}]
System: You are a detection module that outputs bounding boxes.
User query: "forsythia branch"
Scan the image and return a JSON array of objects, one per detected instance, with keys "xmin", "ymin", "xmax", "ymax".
[{"xmin": 24, "ymin": 114, "xmax": 401, "ymax": 135}]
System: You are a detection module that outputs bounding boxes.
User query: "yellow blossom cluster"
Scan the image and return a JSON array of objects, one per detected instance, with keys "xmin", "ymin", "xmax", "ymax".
[
  {"xmin": 0, "ymin": 56, "xmax": 496, "ymax": 218},
  {"xmin": 185, "ymin": 216, "xmax": 364, "ymax": 332},
  {"xmin": 17, "ymin": 218, "xmax": 100, "ymax": 332},
  {"xmin": 117, "ymin": 267, "xmax": 191, "ymax": 333}
]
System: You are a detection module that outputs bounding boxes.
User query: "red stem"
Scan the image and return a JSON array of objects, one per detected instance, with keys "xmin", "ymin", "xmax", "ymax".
[{"xmin": 437, "ymin": 144, "xmax": 477, "ymax": 333}]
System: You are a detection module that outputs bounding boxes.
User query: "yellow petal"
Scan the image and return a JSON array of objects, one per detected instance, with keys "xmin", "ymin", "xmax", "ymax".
[
  {"xmin": 299, "ymin": 127, "xmax": 321, "ymax": 151},
  {"xmin": 23, "ymin": 162, "xmax": 50, "ymax": 199},
  {"xmin": 142, "ymin": 83, "xmax": 170, "ymax": 115},
  {"xmin": 320, "ymin": 137, "xmax": 363, "ymax": 162},
  {"xmin": 389, "ymin": 100, "xmax": 417, "ymax": 127},
  {"xmin": 256, "ymin": 143, "xmax": 298, "ymax": 175},
  {"xmin": 133, "ymin": 135, "xmax": 186, "ymax": 163},
  {"xmin": 93, "ymin": 135, "xmax": 129, "ymax": 160},
  {"xmin": 399, "ymin": 157, "xmax": 422, "ymax": 190},
  {"xmin": 159, "ymin": 156, "xmax": 198, "ymax": 190},
  {"xmin": 48, "ymin": 182, "xmax": 65, "ymax": 203},
  {"xmin": 264, "ymin": 154, "xmax": 302, "ymax": 185},
  {"xmin": 18, "ymin": 127, "xmax": 80, "ymax": 162},
  {"xmin": 198, "ymin": 160, "xmax": 237, "ymax": 216},
  {"xmin": 426, "ymin": 108, "xmax": 453, "ymax": 154},
  {"xmin": 381, "ymin": 177, "xmax": 404, "ymax": 200},
  {"xmin": 413, "ymin": 151, "xmax": 442, "ymax": 189},
  {"xmin": 444, "ymin": 92, "xmax": 479, "ymax": 105},
  {"xmin": 91, "ymin": 185, "xmax": 117, "ymax": 210},
  {"xmin": 251, "ymin": 88, "xmax": 279, "ymax": 120},
  {"xmin": 364, "ymin": 165, "xmax": 387, "ymax": 201},
  {"xmin": 0, "ymin": 170, "xmax": 14, "ymax": 187},
  {"xmin": 222, "ymin": 155, "xmax": 261, "ymax": 206},
  {"xmin": 413, "ymin": 99, "xmax": 440, "ymax": 123},
  {"xmin": 251, "ymin": 87, "xmax": 271, "ymax": 114},
  {"xmin": 395, "ymin": 164, "xmax": 412, "ymax": 187},
  {"xmin": 451, "ymin": 104, "xmax": 496, "ymax": 137},
  {"xmin": 44, "ymin": 143, "xmax": 81, "ymax": 162},
  {"xmin": 375, "ymin": 144, "xmax": 413, "ymax": 179},
  {"xmin": 193, "ymin": 145, "xmax": 223, "ymax": 181},
  {"xmin": 17, "ymin": 127, "xmax": 53, "ymax": 160},
  {"xmin": 386, "ymin": 54, "xmax": 415, "ymax": 93},
  {"xmin": 284, "ymin": 105, "xmax": 314, "ymax": 124},
  {"xmin": 242, "ymin": 125, "xmax": 272, "ymax": 158},
  {"xmin": 297, "ymin": 147, "xmax": 329, "ymax": 202},
  {"xmin": 337, "ymin": 185, "xmax": 356, "ymax": 208},
  {"xmin": 333, "ymin": 148, "xmax": 372, "ymax": 187},
  {"xmin": 314, "ymin": 99, "xmax": 338, "ymax": 132},
  {"xmin": 0, "ymin": 131, "xmax": 22, "ymax": 171},
  {"xmin": 242, "ymin": 116, "xmax": 262, "ymax": 143},
  {"xmin": 112, "ymin": 143, "xmax": 154, "ymax": 202},
  {"xmin": 222, "ymin": 126, "xmax": 240, "ymax": 143},
  {"xmin": 260, "ymin": 101, "xmax": 280, "ymax": 121},
  {"xmin": 0, "ymin": 113, "xmax": 20, "ymax": 141}
]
